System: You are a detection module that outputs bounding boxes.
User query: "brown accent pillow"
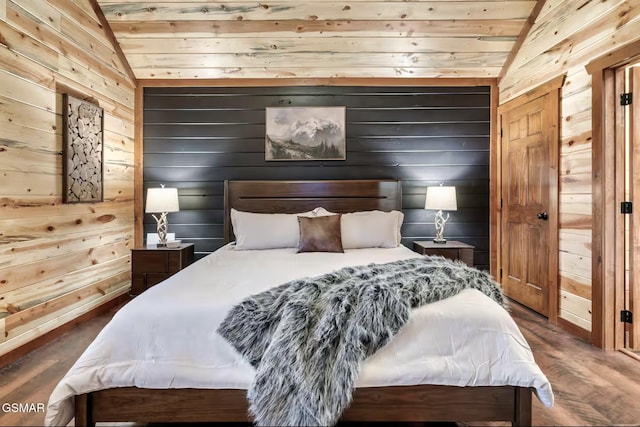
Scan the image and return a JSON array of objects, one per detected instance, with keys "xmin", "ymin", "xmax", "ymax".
[{"xmin": 297, "ymin": 214, "xmax": 344, "ymax": 253}]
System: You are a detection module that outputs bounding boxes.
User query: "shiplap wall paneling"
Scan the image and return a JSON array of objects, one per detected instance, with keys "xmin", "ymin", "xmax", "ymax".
[
  {"xmin": 0, "ymin": 0, "xmax": 135, "ymax": 359},
  {"xmin": 499, "ymin": 0, "xmax": 640, "ymax": 332},
  {"xmin": 100, "ymin": 0, "xmax": 535, "ymax": 79},
  {"xmin": 143, "ymin": 86, "xmax": 491, "ymax": 269},
  {"xmin": 558, "ymin": 66, "xmax": 593, "ymax": 330}
]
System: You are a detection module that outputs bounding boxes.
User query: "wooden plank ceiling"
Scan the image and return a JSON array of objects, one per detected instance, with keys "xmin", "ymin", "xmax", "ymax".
[{"xmin": 96, "ymin": 1, "xmax": 538, "ymax": 79}]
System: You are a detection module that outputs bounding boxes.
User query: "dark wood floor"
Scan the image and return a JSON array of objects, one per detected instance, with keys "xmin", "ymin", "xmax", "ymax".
[{"xmin": 1, "ymin": 301, "xmax": 640, "ymax": 426}]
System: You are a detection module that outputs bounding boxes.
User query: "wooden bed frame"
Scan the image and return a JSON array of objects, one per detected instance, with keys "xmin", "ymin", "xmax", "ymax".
[{"xmin": 74, "ymin": 179, "xmax": 533, "ymax": 426}]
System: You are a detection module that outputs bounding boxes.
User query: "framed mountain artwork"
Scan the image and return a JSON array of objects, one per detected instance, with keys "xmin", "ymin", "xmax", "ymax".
[{"xmin": 265, "ymin": 106, "xmax": 346, "ymax": 161}]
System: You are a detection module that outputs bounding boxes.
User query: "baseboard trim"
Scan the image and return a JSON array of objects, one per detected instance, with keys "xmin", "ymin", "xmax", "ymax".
[
  {"xmin": 557, "ymin": 317, "xmax": 591, "ymax": 343},
  {"xmin": 0, "ymin": 294, "xmax": 129, "ymax": 369},
  {"xmin": 620, "ymin": 348, "xmax": 640, "ymax": 362}
]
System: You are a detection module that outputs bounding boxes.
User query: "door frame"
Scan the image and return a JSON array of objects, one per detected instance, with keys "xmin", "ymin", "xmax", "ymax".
[
  {"xmin": 587, "ymin": 40, "xmax": 640, "ymax": 350},
  {"xmin": 629, "ymin": 66, "xmax": 640, "ymax": 351},
  {"xmin": 496, "ymin": 75, "xmax": 564, "ymax": 324}
]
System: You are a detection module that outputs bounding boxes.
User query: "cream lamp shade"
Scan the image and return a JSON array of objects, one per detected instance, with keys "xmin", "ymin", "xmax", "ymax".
[
  {"xmin": 425, "ymin": 186, "xmax": 457, "ymax": 211},
  {"xmin": 145, "ymin": 187, "xmax": 179, "ymax": 213}
]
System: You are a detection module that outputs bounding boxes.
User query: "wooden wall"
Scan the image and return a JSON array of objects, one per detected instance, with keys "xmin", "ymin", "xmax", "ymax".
[
  {"xmin": 143, "ymin": 86, "xmax": 491, "ymax": 270},
  {"xmin": 499, "ymin": 0, "xmax": 640, "ymax": 332},
  {"xmin": 0, "ymin": 0, "xmax": 135, "ymax": 359},
  {"xmin": 99, "ymin": 0, "xmax": 534, "ymax": 79}
]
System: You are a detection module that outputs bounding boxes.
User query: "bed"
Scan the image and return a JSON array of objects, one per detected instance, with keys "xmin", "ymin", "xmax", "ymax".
[{"xmin": 46, "ymin": 179, "xmax": 553, "ymax": 426}]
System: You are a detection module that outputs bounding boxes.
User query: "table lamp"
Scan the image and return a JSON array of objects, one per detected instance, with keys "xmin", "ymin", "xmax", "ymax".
[
  {"xmin": 145, "ymin": 185, "xmax": 179, "ymax": 246},
  {"xmin": 425, "ymin": 185, "xmax": 457, "ymax": 244}
]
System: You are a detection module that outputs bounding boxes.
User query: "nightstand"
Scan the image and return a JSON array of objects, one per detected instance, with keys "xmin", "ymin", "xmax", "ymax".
[
  {"xmin": 131, "ymin": 243, "xmax": 195, "ymax": 295},
  {"xmin": 413, "ymin": 240, "xmax": 474, "ymax": 267}
]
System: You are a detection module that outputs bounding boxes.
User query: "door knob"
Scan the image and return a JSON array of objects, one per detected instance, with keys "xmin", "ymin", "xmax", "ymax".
[{"xmin": 537, "ymin": 212, "xmax": 548, "ymax": 220}]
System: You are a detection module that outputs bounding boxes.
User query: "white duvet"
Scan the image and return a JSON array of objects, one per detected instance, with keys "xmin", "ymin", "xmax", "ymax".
[{"xmin": 46, "ymin": 244, "xmax": 553, "ymax": 426}]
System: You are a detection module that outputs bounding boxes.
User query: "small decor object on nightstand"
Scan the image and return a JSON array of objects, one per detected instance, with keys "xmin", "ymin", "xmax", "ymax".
[
  {"xmin": 425, "ymin": 184, "xmax": 457, "ymax": 244},
  {"xmin": 145, "ymin": 185, "xmax": 180, "ymax": 247}
]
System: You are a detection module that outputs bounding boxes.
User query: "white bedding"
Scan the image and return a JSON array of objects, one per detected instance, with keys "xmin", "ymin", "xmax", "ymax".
[{"xmin": 46, "ymin": 244, "xmax": 553, "ymax": 426}]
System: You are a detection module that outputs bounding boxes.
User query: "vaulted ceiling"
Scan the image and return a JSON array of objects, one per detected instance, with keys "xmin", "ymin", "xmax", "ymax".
[{"xmin": 96, "ymin": 1, "xmax": 539, "ymax": 80}]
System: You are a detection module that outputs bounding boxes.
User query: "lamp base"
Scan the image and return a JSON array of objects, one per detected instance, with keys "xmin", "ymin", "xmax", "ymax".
[
  {"xmin": 152, "ymin": 212, "xmax": 169, "ymax": 247},
  {"xmin": 433, "ymin": 210, "xmax": 450, "ymax": 245}
]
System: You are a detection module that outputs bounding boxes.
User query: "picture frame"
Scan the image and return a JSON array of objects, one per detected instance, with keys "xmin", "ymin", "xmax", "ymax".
[
  {"xmin": 265, "ymin": 106, "xmax": 346, "ymax": 161},
  {"xmin": 62, "ymin": 94, "xmax": 104, "ymax": 203}
]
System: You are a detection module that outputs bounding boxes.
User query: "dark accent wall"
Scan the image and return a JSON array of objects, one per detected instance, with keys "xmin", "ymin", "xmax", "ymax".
[{"xmin": 143, "ymin": 86, "xmax": 490, "ymax": 270}]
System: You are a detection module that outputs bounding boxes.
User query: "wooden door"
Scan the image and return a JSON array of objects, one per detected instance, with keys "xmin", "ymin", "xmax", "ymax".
[
  {"xmin": 500, "ymin": 94, "xmax": 556, "ymax": 316},
  {"xmin": 629, "ymin": 66, "xmax": 640, "ymax": 349}
]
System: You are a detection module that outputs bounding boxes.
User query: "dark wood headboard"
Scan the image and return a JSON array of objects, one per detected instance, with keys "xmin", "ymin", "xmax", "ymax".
[{"xmin": 224, "ymin": 180, "xmax": 402, "ymax": 243}]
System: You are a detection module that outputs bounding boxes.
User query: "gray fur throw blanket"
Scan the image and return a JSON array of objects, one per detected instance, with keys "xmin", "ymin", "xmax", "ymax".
[{"xmin": 218, "ymin": 256, "xmax": 506, "ymax": 426}]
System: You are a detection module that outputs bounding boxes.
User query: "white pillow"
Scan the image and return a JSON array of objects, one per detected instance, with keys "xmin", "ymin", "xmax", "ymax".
[
  {"xmin": 231, "ymin": 209, "xmax": 314, "ymax": 250},
  {"xmin": 312, "ymin": 207, "xmax": 336, "ymax": 217},
  {"xmin": 341, "ymin": 210, "xmax": 404, "ymax": 249},
  {"xmin": 311, "ymin": 208, "xmax": 404, "ymax": 249}
]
